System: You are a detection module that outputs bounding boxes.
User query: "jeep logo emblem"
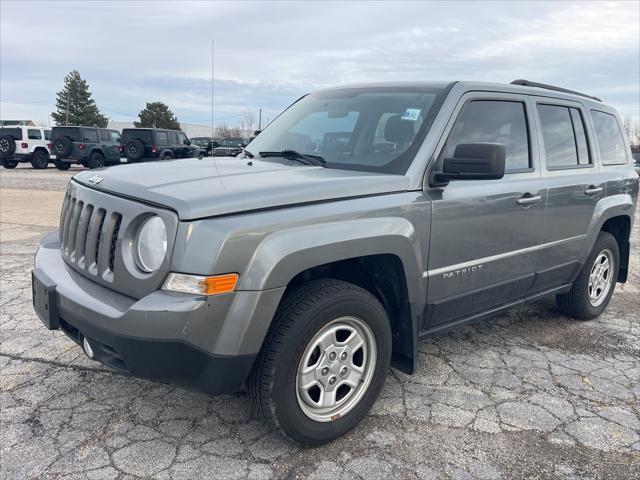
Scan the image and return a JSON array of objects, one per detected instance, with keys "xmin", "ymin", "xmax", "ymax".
[{"xmin": 87, "ymin": 175, "xmax": 104, "ymax": 185}]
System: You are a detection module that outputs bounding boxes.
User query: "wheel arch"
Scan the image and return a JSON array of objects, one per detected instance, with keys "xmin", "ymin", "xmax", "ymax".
[
  {"xmin": 240, "ymin": 218, "xmax": 424, "ymax": 374},
  {"xmin": 584, "ymin": 194, "xmax": 634, "ymax": 283}
]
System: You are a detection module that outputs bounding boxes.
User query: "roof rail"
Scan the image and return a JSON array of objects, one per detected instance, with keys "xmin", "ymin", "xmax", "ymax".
[{"xmin": 510, "ymin": 79, "xmax": 602, "ymax": 102}]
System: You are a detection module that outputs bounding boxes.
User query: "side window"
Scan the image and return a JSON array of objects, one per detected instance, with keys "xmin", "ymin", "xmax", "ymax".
[
  {"xmin": 570, "ymin": 108, "xmax": 590, "ymax": 165},
  {"xmin": 591, "ymin": 110, "xmax": 627, "ymax": 165},
  {"xmin": 83, "ymin": 129, "xmax": 99, "ymax": 142},
  {"xmin": 537, "ymin": 104, "xmax": 591, "ymax": 168},
  {"xmin": 27, "ymin": 129, "xmax": 42, "ymax": 140},
  {"xmin": 156, "ymin": 132, "xmax": 169, "ymax": 145},
  {"xmin": 99, "ymin": 130, "xmax": 110, "ymax": 142},
  {"xmin": 439, "ymin": 100, "xmax": 530, "ymax": 172},
  {"xmin": 177, "ymin": 132, "xmax": 188, "ymax": 145},
  {"xmin": 110, "ymin": 131, "xmax": 121, "ymax": 143},
  {"xmin": 167, "ymin": 132, "xmax": 179, "ymax": 145},
  {"xmin": 44, "ymin": 130, "xmax": 51, "ymax": 140}
]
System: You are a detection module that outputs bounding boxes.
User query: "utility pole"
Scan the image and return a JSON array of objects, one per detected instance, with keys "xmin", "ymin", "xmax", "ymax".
[
  {"xmin": 65, "ymin": 92, "xmax": 69, "ymax": 125},
  {"xmin": 211, "ymin": 40, "xmax": 215, "ymax": 138},
  {"xmin": 258, "ymin": 108, "xmax": 262, "ymax": 130}
]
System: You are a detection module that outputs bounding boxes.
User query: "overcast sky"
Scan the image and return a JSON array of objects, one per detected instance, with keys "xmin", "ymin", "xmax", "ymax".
[{"xmin": 1, "ymin": 1, "xmax": 638, "ymax": 127}]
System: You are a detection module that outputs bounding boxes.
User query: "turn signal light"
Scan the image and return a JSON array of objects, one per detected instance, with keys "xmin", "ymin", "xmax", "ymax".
[{"xmin": 162, "ymin": 272, "xmax": 239, "ymax": 295}]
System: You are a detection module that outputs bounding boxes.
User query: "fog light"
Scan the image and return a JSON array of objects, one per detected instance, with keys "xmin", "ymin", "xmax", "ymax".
[{"xmin": 83, "ymin": 336, "xmax": 95, "ymax": 359}]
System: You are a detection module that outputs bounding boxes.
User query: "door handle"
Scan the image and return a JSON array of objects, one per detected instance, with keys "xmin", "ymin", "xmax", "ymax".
[
  {"xmin": 584, "ymin": 186, "xmax": 603, "ymax": 196},
  {"xmin": 516, "ymin": 193, "xmax": 543, "ymax": 206}
]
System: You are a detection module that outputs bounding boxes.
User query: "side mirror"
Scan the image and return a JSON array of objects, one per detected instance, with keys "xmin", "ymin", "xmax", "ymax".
[{"xmin": 435, "ymin": 143, "xmax": 505, "ymax": 182}]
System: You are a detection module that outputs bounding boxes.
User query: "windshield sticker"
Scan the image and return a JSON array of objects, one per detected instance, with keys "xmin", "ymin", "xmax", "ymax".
[{"xmin": 401, "ymin": 108, "xmax": 421, "ymax": 121}]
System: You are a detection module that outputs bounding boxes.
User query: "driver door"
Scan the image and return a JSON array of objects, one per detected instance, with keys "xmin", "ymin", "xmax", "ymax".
[{"xmin": 423, "ymin": 93, "xmax": 548, "ymax": 329}]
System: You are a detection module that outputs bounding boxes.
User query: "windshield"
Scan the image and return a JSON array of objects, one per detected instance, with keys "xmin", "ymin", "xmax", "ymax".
[
  {"xmin": 191, "ymin": 137, "xmax": 211, "ymax": 146},
  {"xmin": 246, "ymin": 86, "xmax": 447, "ymax": 174}
]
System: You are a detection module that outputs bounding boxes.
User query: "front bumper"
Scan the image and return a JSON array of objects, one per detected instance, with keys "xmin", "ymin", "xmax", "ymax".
[{"xmin": 33, "ymin": 231, "xmax": 284, "ymax": 395}]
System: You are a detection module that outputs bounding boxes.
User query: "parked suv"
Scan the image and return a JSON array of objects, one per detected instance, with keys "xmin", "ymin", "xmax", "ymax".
[
  {"xmin": 0, "ymin": 126, "xmax": 52, "ymax": 169},
  {"xmin": 32, "ymin": 80, "xmax": 638, "ymax": 445},
  {"xmin": 51, "ymin": 126, "xmax": 123, "ymax": 170},
  {"xmin": 191, "ymin": 137, "xmax": 220, "ymax": 156},
  {"xmin": 122, "ymin": 128, "xmax": 201, "ymax": 162},
  {"xmin": 211, "ymin": 137, "xmax": 247, "ymax": 157}
]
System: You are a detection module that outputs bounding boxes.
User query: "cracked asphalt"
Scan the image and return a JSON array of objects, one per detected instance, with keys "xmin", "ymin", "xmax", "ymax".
[{"xmin": 1, "ymin": 165, "xmax": 639, "ymax": 479}]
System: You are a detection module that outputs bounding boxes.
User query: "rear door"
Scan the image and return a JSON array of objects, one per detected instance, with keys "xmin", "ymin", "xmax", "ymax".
[
  {"xmin": 424, "ymin": 92, "xmax": 548, "ymax": 329},
  {"xmin": 98, "ymin": 130, "xmax": 116, "ymax": 161},
  {"xmin": 531, "ymin": 98, "xmax": 603, "ymax": 288}
]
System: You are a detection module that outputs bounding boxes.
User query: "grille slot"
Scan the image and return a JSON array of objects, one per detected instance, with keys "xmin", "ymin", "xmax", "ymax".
[{"xmin": 59, "ymin": 189, "xmax": 123, "ymax": 281}]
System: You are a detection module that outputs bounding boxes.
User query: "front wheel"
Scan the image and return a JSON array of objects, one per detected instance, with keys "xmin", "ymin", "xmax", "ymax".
[
  {"xmin": 247, "ymin": 279, "xmax": 391, "ymax": 445},
  {"xmin": 556, "ymin": 231, "xmax": 619, "ymax": 320}
]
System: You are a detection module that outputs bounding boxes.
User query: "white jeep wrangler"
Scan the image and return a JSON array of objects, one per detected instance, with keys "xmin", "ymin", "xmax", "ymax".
[{"xmin": 0, "ymin": 126, "xmax": 52, "ymax": 169}]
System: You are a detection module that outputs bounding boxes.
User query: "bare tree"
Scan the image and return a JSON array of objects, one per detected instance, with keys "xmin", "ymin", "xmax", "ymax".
[
  {"xmin": 241, "ymin": 111, "xmax": 256, "ymax": 139},
  {"xmin": 622, "ymin": 116, "xmax": 640, "ymax": 148}
]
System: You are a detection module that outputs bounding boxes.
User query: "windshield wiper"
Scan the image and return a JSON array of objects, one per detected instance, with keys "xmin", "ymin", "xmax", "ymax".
[{"xmin": 259, "ymin": 150, "xmax": 326, "ymax": 167}]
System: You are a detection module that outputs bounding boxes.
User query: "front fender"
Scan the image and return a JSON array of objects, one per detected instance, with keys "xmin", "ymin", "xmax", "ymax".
[{"xmin": 238, "ymin": 217, "xmax": 422, "ymax": 303}]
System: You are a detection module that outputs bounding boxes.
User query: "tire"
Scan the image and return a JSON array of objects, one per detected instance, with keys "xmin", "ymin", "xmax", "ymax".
[
  {"xmin": 53, "ymin": 137, "xmax": 73, "ymax": 157},
  {"xmin": 556, "ymin": 231, "xmax": 619, "ymax": 320},
  {"xmin": 2, "ymin": 158, "xmax": 18, "ymax": 169},
  {"xmin": 126, "ymin": 139, "xmax": 145, "ymax": 161},
  {"xmin": 87, "ymin": 152, "xmax": 105, "ymax": 169},
  {"xmin": 53, "ymin": 159, "xmax": 71, "ymax": 171},
  {"xmin": 160, "ymin": 152, "xmax": 174, "ymax": 160},
  {"xmin": 30, "ymin": 150, "xmax": 49, "ymax": 169},
  {"xmin": 247, "ymin": 279, "xmax": 392, "ymax": 445},
  {"xmin": 0, "ymin": 135, "xmax": 16, "ymax": 157}
]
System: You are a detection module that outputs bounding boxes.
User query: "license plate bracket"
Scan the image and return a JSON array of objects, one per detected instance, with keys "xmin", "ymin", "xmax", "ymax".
[{"xmin": 32, "ymin": 269, "xmax": 59, "ymax": 330}]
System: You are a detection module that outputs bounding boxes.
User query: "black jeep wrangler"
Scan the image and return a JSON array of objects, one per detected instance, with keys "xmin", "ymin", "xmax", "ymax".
[
  {"xmin": 122, "ymin": 128, "xmax": 202, "ymax": 162},
  {"xmin": 51, "ymin": 126, "xmax": 123, "ymax": 170}
]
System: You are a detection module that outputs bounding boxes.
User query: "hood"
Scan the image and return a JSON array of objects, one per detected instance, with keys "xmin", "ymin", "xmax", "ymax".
[{"xmin": 73, "ymin": 158, "xmax": 410, "ymax": 220}]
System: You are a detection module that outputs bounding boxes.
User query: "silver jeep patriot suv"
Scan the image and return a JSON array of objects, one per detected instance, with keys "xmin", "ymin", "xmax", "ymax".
[{"xmin": 32, "ymin": 80, "xmax": 639, "ymax": 445}]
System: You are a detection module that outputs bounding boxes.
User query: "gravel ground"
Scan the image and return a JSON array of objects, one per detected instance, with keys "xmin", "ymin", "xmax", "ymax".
[{"xmin": 1, "ymin": 165, "xmax": 639, "ymax": 479}]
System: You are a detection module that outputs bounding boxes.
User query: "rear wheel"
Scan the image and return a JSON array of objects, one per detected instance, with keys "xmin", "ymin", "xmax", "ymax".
[
  {"xmin": 53, "ymin": 159, "xmax": 71, "ymax": 170},
  {"xmin": 556, "ymin": 231, "xmax": 619, "ymax": 320},
  {"xmin": 30, "ymin": 150, "xmax": 49, "ymax": 169},
  {"xmin": 248, "ymin": 279, "xmax": 391, "ymax": 445},
  {"xmin": 87, "ymin": 152, "xmax": 104, "ymax": 169},
  {"xmin": 2, "ymin": 158, "xmax": 18, "ymax": 169}
]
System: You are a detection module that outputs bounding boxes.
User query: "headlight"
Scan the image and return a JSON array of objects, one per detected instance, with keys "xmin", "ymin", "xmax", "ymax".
[{"xmin": 135, "ymin": 216, "xmax": 167, "ymax": 273}]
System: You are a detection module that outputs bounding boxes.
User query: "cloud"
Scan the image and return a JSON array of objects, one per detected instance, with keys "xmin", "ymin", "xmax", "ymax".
[{"xmin": 1, "ymin": 1, "xmax": 638, "ymax": 125}]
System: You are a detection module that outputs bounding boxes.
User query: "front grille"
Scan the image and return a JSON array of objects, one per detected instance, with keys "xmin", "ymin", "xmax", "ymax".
[
  {"xmin": 59, "ymin": 191, "xmax": 122, "ymax": 280},
  {"xmin": 57, "ymin": 180, "xmax": 177, "ymax": 299}
]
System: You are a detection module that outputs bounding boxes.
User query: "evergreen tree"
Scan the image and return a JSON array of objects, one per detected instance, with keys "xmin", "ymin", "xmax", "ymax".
[
  {"xmin": 134, "ymin": 102, "xmax": 181, "ymax": 130},
  {"xmin": 51, "ymin": 70, "xmax": 108, "ymax": 127}
]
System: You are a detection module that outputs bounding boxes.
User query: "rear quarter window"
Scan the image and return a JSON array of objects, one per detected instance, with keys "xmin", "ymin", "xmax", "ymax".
[
  {"xmin": 122, "ymin": 130, "xmax": 153, "ymax": 144},
  {"xmin": 83, "ymin": 129, "xmax": 99, "ymax": 142},
  {"xmin": 51, "ymin": 127, "xmax": 81, "ymax": 141},
  {"xmin": 590, "ymin": 110, "xmax": 628, "ymax": 165},
  {"xmin": 0, "ymin": 128, "xmax": 23, "ymax": 140}
]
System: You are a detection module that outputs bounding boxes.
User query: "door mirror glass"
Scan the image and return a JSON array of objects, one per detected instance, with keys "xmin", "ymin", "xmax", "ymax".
[{"xmin": 436, "ymin": 143, "xmax": 506, "ymax": 181}]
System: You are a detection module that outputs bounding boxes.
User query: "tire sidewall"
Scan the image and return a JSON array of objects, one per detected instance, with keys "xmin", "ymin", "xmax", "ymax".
[
  {"xmin": 31, "ymin": 150, "xmax": 49, "ymax": 169},
  {"xmin": 577, "ymin": 233, "xmax": 619, "ymax": 318},
  {"xmin": 88, "ymin": 152, "xmax": 104, "ymax": 169},
  {"xmin": 270, "ymin": 289, "xmax": 391, "ymax": 444},
  {"xmin": 2, "ymin": 158, "xmax": 18, "ymax": 168}
]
